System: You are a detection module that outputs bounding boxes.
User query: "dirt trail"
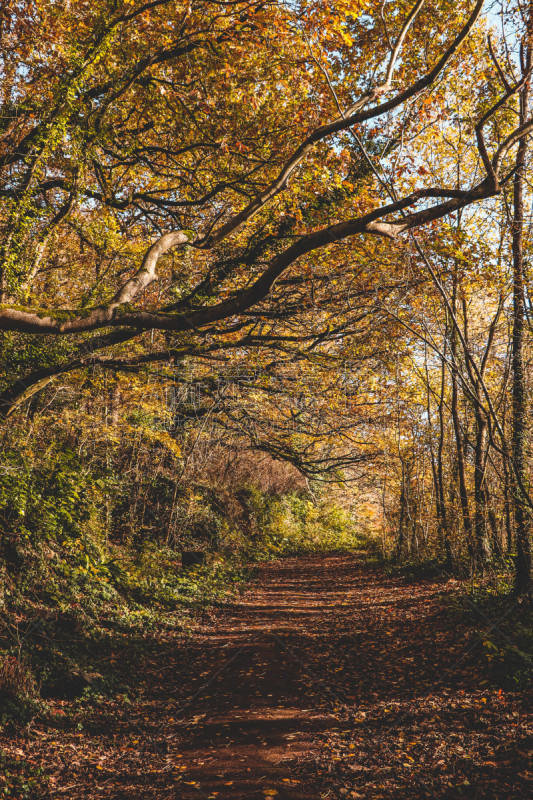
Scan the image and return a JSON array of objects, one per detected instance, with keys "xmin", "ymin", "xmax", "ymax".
[{"xmin": 12, "ymin": 554, "xmax": 533, "ymax": 798}]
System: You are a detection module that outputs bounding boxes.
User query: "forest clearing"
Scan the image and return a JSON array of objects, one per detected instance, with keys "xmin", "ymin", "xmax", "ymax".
[{"xmin": 1, "ymin": 0, "xmax": 533, "ymax": 797}]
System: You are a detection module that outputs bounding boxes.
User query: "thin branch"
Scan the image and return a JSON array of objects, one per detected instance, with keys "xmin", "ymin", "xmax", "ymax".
[{"xmin": 383, "ymin": 0, "xmax": 426, "ymax": 87}]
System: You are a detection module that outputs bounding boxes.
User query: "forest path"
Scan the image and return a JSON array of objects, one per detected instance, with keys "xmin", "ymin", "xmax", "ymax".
[{"xmin": 21, "ymin": 554, "xmax": 533, "ymax": 798}]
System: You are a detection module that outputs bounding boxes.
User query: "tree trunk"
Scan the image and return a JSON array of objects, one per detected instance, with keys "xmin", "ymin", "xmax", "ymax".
[
  {"xmin": 450, "ymin": 281, "xmax": 473, "ymax": 562},
  {"xmin": 511, "ymin": 81, "xmax": 532, "ymax": 598},
  {"xmin": 473, "ymin": 410, "xmax": 491, "ymax": 571},
  {"xmin": 437, "ymin": 334, "xmax": 453, "ymax": 570},
  {"xmin": 502, "ymin": 450, "xmax": 513, "ymax": 555}
]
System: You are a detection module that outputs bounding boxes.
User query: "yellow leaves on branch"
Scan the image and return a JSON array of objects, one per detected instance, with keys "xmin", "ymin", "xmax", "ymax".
[
  {"xmin": 299, "ymin": 0, "xmax": 369, "ymax": 47},
  {"xmin": 301, "ymin": 0, "xmax": 367, "ymax": 19}
]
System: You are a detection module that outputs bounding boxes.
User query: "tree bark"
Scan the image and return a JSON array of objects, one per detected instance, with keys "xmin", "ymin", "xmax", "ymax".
[
  {"xmin": 473, "ymin": 408, "xmax": 491, "ymax": 571},
  {"xmin": 450, "ymin": 280, "xmax": 473, "ymax": 562},
  {"xmin": 511, "ymin": 84, "xmax": 532, "ymax": 598}
]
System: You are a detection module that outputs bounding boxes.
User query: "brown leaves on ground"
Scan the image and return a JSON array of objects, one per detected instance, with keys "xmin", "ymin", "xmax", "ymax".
[{"xmin": 0, "ymin": 554, "xmax": 532, "ymax": 799}]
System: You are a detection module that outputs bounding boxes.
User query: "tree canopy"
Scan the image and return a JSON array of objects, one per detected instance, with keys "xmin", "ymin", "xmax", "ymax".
[{"xmin": 2, "ymin": 0, "xmax": 533, "ymax": 591}]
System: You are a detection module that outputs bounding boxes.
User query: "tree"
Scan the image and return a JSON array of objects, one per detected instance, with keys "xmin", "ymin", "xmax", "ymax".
[
  {"xmin": 0, "ymin": 0, "xmax": 530, "ymax": 415},
  {"xmin": 509, "ymin": 13, "xmax": 532, "ymax": 598}
]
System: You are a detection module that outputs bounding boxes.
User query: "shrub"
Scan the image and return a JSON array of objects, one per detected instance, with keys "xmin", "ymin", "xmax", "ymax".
[
  {"xmin": 242, "ymin": 489, "xmax": 361, "ymax": 557},
  {"xmin": 0, "ymin": 656, "xmax": 37, "ymax": 702}
]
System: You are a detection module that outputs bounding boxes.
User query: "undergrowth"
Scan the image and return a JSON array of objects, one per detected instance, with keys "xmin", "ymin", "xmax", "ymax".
[
  {"xmin": 0, "ymin": 473, "xmax": 360, "ymax": 729},
  {"xmin": 452, "ymin": 575, "xmax": 533, "ymax": 690},
  {"xmin": 369, "ymin": 545, "xmax": 533, "ymax": 689}
]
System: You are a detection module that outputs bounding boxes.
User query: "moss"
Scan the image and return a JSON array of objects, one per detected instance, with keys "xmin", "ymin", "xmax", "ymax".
[
  {"xmin": 0, "ymin": 305, "xmax": 102, "ymax": 322},
  {"xmin": 46, "ymin": 310, "xmax": 83, "ymax": 322},
  {"xmin": 0, "ymin": 305, "xmax": 71, "ymax": 321},
  {"xmin": 112, "ymin": 303, "xmax": 134, "ymax": 318}
]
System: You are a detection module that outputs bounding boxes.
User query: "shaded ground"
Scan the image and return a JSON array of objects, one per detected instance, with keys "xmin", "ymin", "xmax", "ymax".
[{"xmin": 2, "ymin": 554, "xmax": 533, "ymax": 798}]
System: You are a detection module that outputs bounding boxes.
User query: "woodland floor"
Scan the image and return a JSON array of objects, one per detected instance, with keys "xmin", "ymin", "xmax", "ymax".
[{"xmin": 4, "ymin": 553, "xmax": 533, "ymax": 799}]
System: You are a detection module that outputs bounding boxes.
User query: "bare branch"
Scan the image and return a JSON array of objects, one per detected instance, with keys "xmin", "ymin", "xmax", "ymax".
[
  {"xmin": 383, "ymin": 0, "xmax": 426, "ymax": 87},
  {"xmin": 493, "ymin": 114, "xmax": 533, "ymax": 172},
  {"xmin": 112, "ymin": 231, "xmax": 189, "ymax": 305},
  {"xmin": 488, "ymin": 34, "xmax": 512, "ymax": 92}
]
